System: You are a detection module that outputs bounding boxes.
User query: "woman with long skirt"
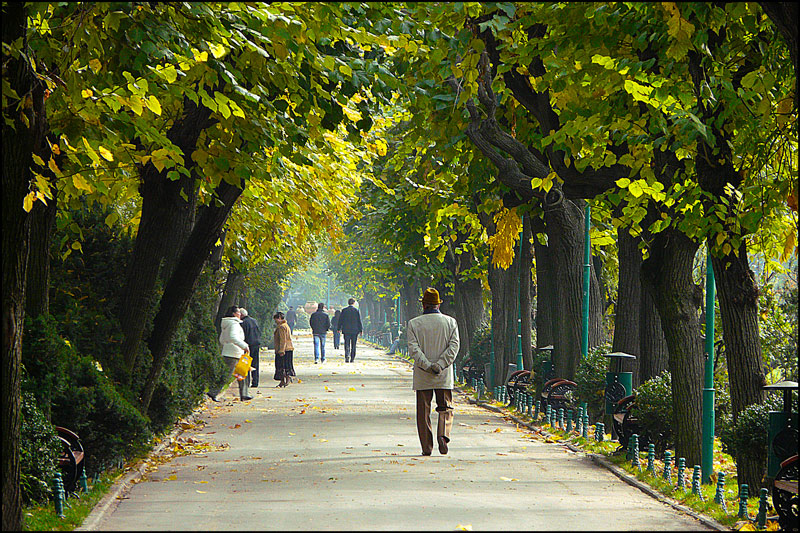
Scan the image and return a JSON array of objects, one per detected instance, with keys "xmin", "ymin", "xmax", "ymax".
[{"xmin": 273, "ymin": 312, "xmax": 295, "ymax": 387}]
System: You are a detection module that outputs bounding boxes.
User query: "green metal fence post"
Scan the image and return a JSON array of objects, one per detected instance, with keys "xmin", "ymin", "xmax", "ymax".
[{"xmin": 581, "ymin": 203, "xmax": 591, "ymax": 359}]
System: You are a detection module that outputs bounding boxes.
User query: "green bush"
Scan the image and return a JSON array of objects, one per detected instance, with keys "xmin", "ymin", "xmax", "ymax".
[
  {"xmin": 50, "ymin": 354, "xmax": 151, "ymax": 475},
  {"xmin": 574, "ymin": 343, "xmax": 611, "ymax": 422},
  {"xmin": 464, "ymin": 322, "xmax": 491, "ymax": 375},
  {"xmin": 635, "ymin": 371, "xmax": 673, "ymax": 453},
  {"xmin": 719, "ymin": 395, "xmax": 783, "ymax": 467},
  {"xmin": 20, "ymin": 392, "xmax": 60, "ymax": 504}
]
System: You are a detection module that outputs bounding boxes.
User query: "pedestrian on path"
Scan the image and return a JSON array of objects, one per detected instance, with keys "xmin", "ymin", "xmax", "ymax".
[
  {"xmin": 331, "ymin": 309, "xmax": 342, "ymax": 350},
  {"xmin": 337, "ymin": 298, "xmax": 363, "ymax": 363},
  {"xmin": 286, "ymin": 305, "xmax": 296, "ymax": 334},
  {"xmin": 272, "ymin": 311, "xmax": 295, "ymax": 387},
  {"xmin": 239, "ymin": 308, "xmax": 261, "ymax": 388},
  {"xmin": 407, "ymin": 288, "xmax": 459, "ymax": 455},
  {"xmin": 309, "ymin": 302, "xmax": 330, "ymax": 364},
  {"xmin": 208, "ymin": 305, "xmax": 252, "ymax": 402}
]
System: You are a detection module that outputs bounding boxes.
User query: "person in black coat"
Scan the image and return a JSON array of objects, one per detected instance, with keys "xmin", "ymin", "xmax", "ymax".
[
  {"xmin": 309, "ymin": 302, "xmax": 330, "ymax": 364},
  {"xmin": 337, "ymin": 298, "xmax": 363, "ymax": 363},
  {"xmin": 285, "ymin": 306, "xmax": 297, "ymax": 334},
  {"xmin": 239, "ymin": 308, "xmax": 262, "ymax": 387}
]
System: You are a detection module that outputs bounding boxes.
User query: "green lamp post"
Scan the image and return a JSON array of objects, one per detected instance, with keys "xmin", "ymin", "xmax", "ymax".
[{"xmin": 702, "ymin": 249, "xmax": 716, "ymax": 484}]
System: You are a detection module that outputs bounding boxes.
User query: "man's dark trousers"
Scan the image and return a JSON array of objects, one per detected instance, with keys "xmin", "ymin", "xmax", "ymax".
[
  {"xmin": 343, "ymin": 334, "xmax": 358, "ymax": 362},
  {"xmin": 249, "ymin": 344, "xmax": 260, "ymax": 387}
]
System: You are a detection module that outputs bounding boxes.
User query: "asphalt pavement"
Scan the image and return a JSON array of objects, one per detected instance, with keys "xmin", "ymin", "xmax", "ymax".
[{"xmin": 83, "ymin": 332, "xmax": 716, "ymax": 531}]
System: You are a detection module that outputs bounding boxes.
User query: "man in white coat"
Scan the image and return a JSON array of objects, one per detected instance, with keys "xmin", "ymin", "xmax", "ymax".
[{"xmin": 407, "ymin": 288, "xmax": 460, "ymax": 456}]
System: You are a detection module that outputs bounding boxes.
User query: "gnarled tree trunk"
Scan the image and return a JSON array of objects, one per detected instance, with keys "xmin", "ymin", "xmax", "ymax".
[{"xmin": 641, "ymin": 228, "xmax": 704, "ymax": 466}]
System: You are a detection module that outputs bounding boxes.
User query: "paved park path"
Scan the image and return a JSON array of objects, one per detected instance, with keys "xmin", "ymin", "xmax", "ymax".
[{"xmin": 86, "ymin": 332, "xmax": 714, "ymax": 531}]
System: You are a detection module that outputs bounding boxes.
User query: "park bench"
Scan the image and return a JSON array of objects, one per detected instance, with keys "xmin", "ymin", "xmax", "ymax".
[
  {"xmin": 772, "ymin": 454, "xmax": 798, "ymax": 531},
  {"xmin": 55, "ymin": 426, "xmax": 85, "ymax": 493},
  {"xmin": 460, "ymin": 358, "xmax": 485, "ymax": 383},
  {"xmin": 505, "ymin": 369, "xmax": 533, "ymax": 406},
  {"xmin": 540, "ymin": 377, "xmax": 578, "ymax": 412},
  {"xmin": 611, "ymin": 394, "xmax": 650, "ymax": 452}
]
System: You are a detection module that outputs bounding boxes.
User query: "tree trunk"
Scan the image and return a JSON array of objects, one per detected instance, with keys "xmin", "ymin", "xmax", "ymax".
[
  {"xmin": 399, "ymin": 279, "xmax": 422, "ymax": 325},
  {"xmin": 639, "ymin": 282, "xmax": 669, "ymax": 383},
  {"xmin": 641, "ymin": 228, "xmax": 704, "ymax": 466},
  {"xmin": 2, "ymin": 3, "xmax": 46, "ymax": 527},
  {"xmin": 712, "ymin": 245, "xmax": 767, "ymax": 489},
  {"xmin": 141, "ymin": 180, "xmax": 243, "ymax": 413},
  {"xmin": 532, "ymin": 232, "xmax": 556, "ymax": 349},
  {"xmin": 215, "ymin": 266, "xmax": 245, "ymax": 334},
  {"xmin": 545, "ymin": 199, "xmax": 603, "ymax": 380},
  {"xmin": 119, "ymin": 98, "xmax": 213, "ymax": 376},
  {"xmin": 520, "ymin": 214, "xmax": 534, "ymax": 371},
  {"xmin": 613, "ymin": 227, "xmax": 642, "ymax": 383},
  {"xmin": 25, "ymin": 192, "xmax": 57, "ymax": 318}
]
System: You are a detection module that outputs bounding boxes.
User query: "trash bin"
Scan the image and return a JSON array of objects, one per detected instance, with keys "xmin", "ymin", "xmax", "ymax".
[
  {"xmin": 537, "ymin": 345, "xmax": 555, "ymax": 386},
  {"xmin": 762, "ymin": 381, "xmax": 798, "ymax": 479},
  {"xmin": 602, "ymin": 352, "xmax": 636, "ymax": 415}
]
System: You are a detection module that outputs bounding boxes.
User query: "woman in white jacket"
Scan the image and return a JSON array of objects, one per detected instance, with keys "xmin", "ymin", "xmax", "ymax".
[{"xmin": 207, "ymin": 306, "xmax": 252, "ymax": 402}]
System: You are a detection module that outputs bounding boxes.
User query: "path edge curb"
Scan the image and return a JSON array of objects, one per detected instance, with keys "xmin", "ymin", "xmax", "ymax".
[
  {"xmin": 464, "ymin": 396, "xmax": 731, "ymax": 532},
  {"xmin": 77, "ymin": 409, "xmax": 204, "ymax": 531}
]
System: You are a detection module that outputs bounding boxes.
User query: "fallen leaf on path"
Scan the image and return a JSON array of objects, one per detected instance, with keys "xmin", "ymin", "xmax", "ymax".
[
  {"xmin": 288, "ymin": 432, "xmax": 295, "ymax": 436},
  {"xmin": 196, "ymin": 490, "xmax": 207, "ymax": 494},
  {"xmin": 348, "ymin": 387, "xmax": 356, "ymax": 391},
  {"xmin": 455, "ymin": 524, "xmax": 473, "ymax": 531},
  {"xmin": 165, "ymin": 475, "xmax": 177, "ymax": 481},
  {"xmin": 244, "ymin": 420, "xmax": 252, "ymax": 423},
  {"xmin": 500, "ymin": 476, "xmax": 518, "ymax": 481},
  {"xmin": 496, "ymin": 453, "xmax": 508, "ymax": 456},
  {"xmin": 493, "ymin": 428, "xmax": 503, "ymax": 433},
  {"xmin": 193, "ymin": 481, "xmax": 209, "ymax": 484},
  {"xmin": 319, "ymin": 439, "xmax": 328, "ymax": 442}
]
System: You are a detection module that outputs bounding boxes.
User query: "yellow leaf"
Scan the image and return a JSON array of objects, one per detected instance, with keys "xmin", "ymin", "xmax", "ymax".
[
  {"xmin": 48, "ymin": 158, "xmax": 60, "ymax": 175},
  {"xmin": 196, "ymin": 490, "xmax": 207, "ymax": 494},
  {"xmin": 98, "ymin": 145, "xmax": 114, "ymax": 161},
  {"xmin": 455, "ymin": 524, "xmax": 473, "ymax": 531},
  {"xmin": 89, "ymin": 58, "xmax": 102, "ymax": 73},
  {"xmin": 23, "ymin": 192, "xmax": 36, "ymax": 212},
  {"xmin": 72, "ymin": 174, "xmax": 93, "ymax": 192},
  {"xmin": 146, "ymin": 95, "xmax": 162, "ymax": 116},
  {"xmin": 31, "ymin": 154, "xmax": 45, "ymax": 167},
  {"xmin": 165, "ymin": 475, "xmax": 177, "ymax": 481}
]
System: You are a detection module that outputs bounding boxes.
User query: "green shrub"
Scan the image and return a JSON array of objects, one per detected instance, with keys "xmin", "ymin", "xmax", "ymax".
[
  {"xmin": 463, "ymin": 322, "xmax": 491, "ymax": 376},
  {"xmin": 20, "ymin": 392, "xmax": 60, "ymax": 504},
  {"xmin": 719, "ymin": 395, "xmax": 783, "ymax": 467},
  {"xmin": 635, "ymin": 371, "xmax": 673, "ymax": 453},
  {"xmin": 574, "ymin": 343, "xmax": 611, "ymax": 421},
  {"xmin": 50, "ymin": 354, "xmax": 150, "ymax": 475}
]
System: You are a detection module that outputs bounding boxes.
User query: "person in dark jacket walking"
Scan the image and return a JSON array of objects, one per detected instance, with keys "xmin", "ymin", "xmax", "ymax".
[
  {"xmin": 285, "ymin": 306, "xmax": 297, "ymax": 334},
  {"xmin": 239, "ymin": 308, "xmax": 261, "ymax": 387},
  {"xmin": 337, "ymin": 298, "xmax": 363, "ymax": 363},
  {"xmin": 331, "ymin": 309, "xmax": 342, "ymax": 350},
  {"xmin": 309, "ymin": 302, "xmax": 330, "ymax": 364}
]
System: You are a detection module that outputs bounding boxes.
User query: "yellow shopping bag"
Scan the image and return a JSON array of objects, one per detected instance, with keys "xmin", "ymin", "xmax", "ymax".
[{"xmin": 232, "ymin": 353, "xmax": 252, "ymax": 381}]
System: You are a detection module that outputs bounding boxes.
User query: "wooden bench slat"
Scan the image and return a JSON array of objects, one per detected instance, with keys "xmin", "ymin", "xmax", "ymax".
[{"xmin": 773, "ymin": 480, "xmax": 798, "ymax": 493}]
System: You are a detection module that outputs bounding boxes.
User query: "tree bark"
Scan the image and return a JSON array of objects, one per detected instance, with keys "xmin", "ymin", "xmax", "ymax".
[
  {"xmin": 532, "ymin": 229, "xmax": 556, "ymax": 349},
  {"xmin": 613, "ymin": 227, "xmax": 642, "ymax": 383},
  {"xmin": 141, "ymin": 179, "xmax": 243, "ymax": 413},
  {"xmin": 545, "ymin": 198, "xmax": 604, "ymax": 380},
  {"xmin": 520, "ymin": 214, "xmax": 534, "ymax": 371},
  {"xmin": 641, "ymin": 228, "xmax": 704, "ymax": 466},
  {"xmin": 2, "ymin": 3, "xmax": 44, "ymax": 528},
  {"xmin": 399, "ymin": 279, "xmax": 422, "ymax": 325},
  {"xmin": 118, "ymin": 97, "xmax": 214, "ymax": 376},
  {"xmin": 215, "ymin": 266, "xmax": 245, "ymax": 334},
  {"xmin": 639, "ymin": 282, "xmax": 669, "ymax": 383},
  {"xmin": 25, "ymin": 191, "xmax": 57, "ymax": 318}
]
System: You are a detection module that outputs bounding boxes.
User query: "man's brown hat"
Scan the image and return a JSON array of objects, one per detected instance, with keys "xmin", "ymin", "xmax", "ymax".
[{"xmin": 420, "ymin": 287, "xmax": 443, "ymax": 305}]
